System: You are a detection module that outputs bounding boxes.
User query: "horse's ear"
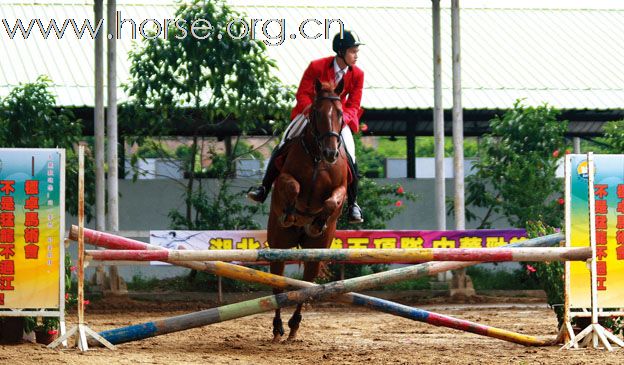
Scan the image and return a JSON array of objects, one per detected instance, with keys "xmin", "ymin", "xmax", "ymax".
[
  {"xmin": 334, "ymin": 78, "xmax": 345, "ymax": 95},
  {"xmin": 314, "ymin": 79, "xmax": 322, "ymax": 95}
]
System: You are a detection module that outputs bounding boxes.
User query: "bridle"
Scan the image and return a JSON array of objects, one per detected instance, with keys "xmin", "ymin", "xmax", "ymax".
[{"xmin": 304, "ymin": 94, "xmax": 344, "ymax": 162}]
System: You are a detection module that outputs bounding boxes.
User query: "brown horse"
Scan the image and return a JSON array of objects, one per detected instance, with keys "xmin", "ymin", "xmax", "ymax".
[{"xmin": 267, "ymin": 79, "xmax": 349, "ymax": 342}]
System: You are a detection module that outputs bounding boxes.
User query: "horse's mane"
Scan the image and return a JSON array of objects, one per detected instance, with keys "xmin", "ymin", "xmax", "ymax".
[
  {"xmin": 318, "ymin": 81, "xmax": 337, "ymax": 94},
  {"xmin": 314, "ymin": 80, "xmax": 343, "ymax": 114}
]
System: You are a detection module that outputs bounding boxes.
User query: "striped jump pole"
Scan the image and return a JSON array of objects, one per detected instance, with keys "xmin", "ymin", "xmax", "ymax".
[
  {"xmin": 85, "ymin": 247, "xmax": 590, "ymax": 263},
  {"xmin": 72, "ymin": 227, "xmax": 562, "ymax": 346},
  {"xmin": 95, "ymin": 250, "xmax": 554, "ymax": 346}
]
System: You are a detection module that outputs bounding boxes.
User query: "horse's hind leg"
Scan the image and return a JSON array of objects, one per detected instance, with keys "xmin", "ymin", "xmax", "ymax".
[
  {"xmin": 270, "ymin": 261, "xmax": 286, "ymax": 342},
  {"xmin": 287, "ymin": 261, "xmax": 321, "ymax": 341}
]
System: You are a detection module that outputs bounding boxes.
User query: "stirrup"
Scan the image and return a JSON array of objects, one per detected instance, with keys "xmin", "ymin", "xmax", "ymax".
[
  {"xmin": 348, "ymin": 203, "xmax": 363, "ymax": 224},
  {"xmin": 247, "ymin": 185, "xmax": 268, "ymax": 203}
]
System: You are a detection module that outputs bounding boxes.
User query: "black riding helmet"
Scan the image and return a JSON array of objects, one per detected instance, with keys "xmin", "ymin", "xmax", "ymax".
[{"xmin": 332, "ymin": 30, "xmax": 364, "ymax": 59}]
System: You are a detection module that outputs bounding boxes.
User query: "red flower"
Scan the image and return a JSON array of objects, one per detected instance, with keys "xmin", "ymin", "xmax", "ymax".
[
  {"xmin": 565, "ymin": 149, "xmax": 571, "ymax": 155},
  {"xmin": 526, "ymin": 264, "xmax": 536, "ymax": 273},
  {"xmin": 47, "ymin": 330, "xmax": 58, "ymax": 335},
  {"xmin": 65, "ymin": 293, "xmax": 69, "ymax": 300},
  {"xmin": 83, "ymin": 299, "xmax": 90, "ymax": 305},
  {"xmin": 558, "ymin": 198, "xmax": 565, "ymax": 205},
  {"xmin": 70, "ymin": 266, "xmax": 77, "ymax": 272},
  {"xmin": 360, "ymin": 123, "xmax": 368, "ymax": 132},
  {"xmin": 552, "ymin": 150, "xmax": 560, "ymax": 158},
  {"xmin": 397, "ymin": 186, "xmax": 404, "ymax": 194},
  {"xmin": 395, "ymin": 200, "xmax": 403, "ymax": 207}
]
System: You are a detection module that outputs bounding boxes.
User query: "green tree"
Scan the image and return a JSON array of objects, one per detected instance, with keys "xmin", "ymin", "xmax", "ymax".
[
  {"xmin": 599, "ymin": 119, "xmax": 624, "ymax": 153},
  {"xmin": 461, "ymin": 100, "xmax": 567, "ymax": 228},
  {"xmin": 338, "ymin": 134, "xmax": 416, "ymax": 229},
  {"xmin": 123, "ymin": 0, "xmax": 293, "ymax": 229},
  {"xmin": 356, "ymin": 135, "xmax": 384, "ymax": 178},
  {"xmin": 0, "ymin": 76, "xmax": 95, "ymax": 220}
]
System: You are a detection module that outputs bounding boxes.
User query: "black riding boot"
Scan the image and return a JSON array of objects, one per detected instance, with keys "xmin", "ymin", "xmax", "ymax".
[
  {"xmin": 347, "ymin": 161, "xmax": 363, "ymax": 224},
  {"xmin": 247, "ymin": 146, "xmax": 282, "ymax": 203}
]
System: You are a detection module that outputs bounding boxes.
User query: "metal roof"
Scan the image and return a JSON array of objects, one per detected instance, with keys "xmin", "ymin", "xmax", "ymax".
[{"xmin": 2, "ymin": 1, "xmax": 624, "ymax": 110}]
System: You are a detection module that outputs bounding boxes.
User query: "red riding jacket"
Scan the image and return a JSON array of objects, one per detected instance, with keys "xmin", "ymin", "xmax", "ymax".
[{"xmin": 290, "ymin": 56, "xmax": 365, "ymax": 133}]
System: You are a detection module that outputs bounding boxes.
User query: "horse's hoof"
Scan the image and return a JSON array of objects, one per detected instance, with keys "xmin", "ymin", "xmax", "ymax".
[
  {"xmin": 304, "ymin": 224, "xmax": 322, "ymax": 238},
  {"xmin": 272, "ymin": 334, "xmax": 283, "ymax": 343},
  {"xmin": 304, "ymin": 221, "xmax": 327, "ymax": 237},
  {"xmin": 286, "ymin": 331, "xmax": 298, "ymax": 342}
]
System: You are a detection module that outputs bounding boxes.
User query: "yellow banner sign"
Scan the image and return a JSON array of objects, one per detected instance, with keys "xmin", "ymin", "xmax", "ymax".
[
  {"xmin": 567, "ymin": 154, "xmax": 624, "ymax": 308},
  {"xmin": 0, "ymin": 149, "xmax": 64, "ymax": 309}
]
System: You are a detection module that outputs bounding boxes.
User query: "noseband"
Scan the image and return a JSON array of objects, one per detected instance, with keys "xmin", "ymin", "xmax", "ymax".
[{"xmin": 308, "ymin": 95, "xmax": 344, "ymax": 158}]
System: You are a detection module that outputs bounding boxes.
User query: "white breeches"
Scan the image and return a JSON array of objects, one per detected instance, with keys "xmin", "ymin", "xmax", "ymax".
[{"xmin": 278, "ymin": 114, "xmax": 356, "ymax": 163}]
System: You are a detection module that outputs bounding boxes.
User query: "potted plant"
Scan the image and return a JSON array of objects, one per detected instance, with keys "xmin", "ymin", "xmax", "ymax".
[
  {"xmin": 24, "ymin": 316, "xmax": 59, "ymax": 345},
  {"xmin": 34, "ymin": 317, "xmax": 59, "ymax": 345}
]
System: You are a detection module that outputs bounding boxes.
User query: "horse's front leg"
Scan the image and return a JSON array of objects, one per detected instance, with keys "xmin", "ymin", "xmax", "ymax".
[
  {"xmin": 276, "ymin": 173, "xmax": 300, "ymax": 227},
  {"xmin": 323, "ymin": 185, "xmax": 347, "ymax": 217},
  {"xmin": 287, "ymin": 261, "xmax": 321, "ymax": 342},
  {"xmin": 305, "ymin": 186, "xmax": 347, "ymax": 237},
  {"xmin": 270, "ymin": 261, "xmax": 286, "ymax": 342}
]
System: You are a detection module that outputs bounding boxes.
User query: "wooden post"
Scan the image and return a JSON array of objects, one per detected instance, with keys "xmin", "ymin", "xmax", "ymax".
[
  {"xmin": 48, "ymin": 144, "xmax": 116, "ymax": 351},
  {"xmin": 77, "ymin": 144, "xmax": 85, "ymax": 343},
  {"xmin": 217, "ymin": 276, "xmax": 223, "ymax": 304}
]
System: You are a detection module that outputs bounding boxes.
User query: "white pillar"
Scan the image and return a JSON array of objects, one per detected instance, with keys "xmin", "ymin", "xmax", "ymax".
[
  {"xmin": 106, "ymin": 0, "xmax": 118, "ymax": 231},
  {"xmin": 451, "ymin": 0, "xmax": 465, "ymax": 231},
  {"xmin": 573, "ymin": 137, "xmax": 581, "ymax": 154},
  {"xmin": 432, "ymin": 0, "xmax": 446, "ymax": 230},
  {"xmin": 94, "ymin": 0, "xmax": 105, "ymax": 231}
]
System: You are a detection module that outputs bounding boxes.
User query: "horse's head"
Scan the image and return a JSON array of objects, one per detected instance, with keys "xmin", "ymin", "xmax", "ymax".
[{"xmin": 310, "ymin": 79, "xmax": 345, "ymax": 164}]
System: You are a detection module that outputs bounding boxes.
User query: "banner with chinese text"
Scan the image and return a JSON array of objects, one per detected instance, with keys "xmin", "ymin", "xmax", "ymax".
[
  {"xmin": 567, "ymin": 154, "xmax": 624, "ymax": 308},
  {"xmin": 150, "ymin": 229, "xmax": 526, "ymax": 259},
  {"xmin": 0, "ymin": 149, "xmax": 64, "ymax": 309}
]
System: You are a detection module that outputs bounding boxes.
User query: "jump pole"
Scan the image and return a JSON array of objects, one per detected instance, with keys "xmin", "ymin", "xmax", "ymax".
[
  {"xmin": 73, "ymin": 228, "xmax": 562, "ymax": 346},
  {"xmin": 84, "ymin": 247, "xmax": 590, "ymax": 263},
  {"xmin": 94, "ymin": 251, "xmax": 554, "ymax": 347},
  {"xmin": 73, "ymin": 227, "xmax": 562, "ymax": 297}
]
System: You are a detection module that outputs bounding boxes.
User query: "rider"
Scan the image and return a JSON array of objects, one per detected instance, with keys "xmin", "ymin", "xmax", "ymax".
[{"xmin": 248, "ymin": 30, "xmax": 365, "ymax": 224}]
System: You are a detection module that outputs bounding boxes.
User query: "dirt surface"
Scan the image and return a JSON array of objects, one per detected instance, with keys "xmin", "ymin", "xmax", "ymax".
[{"xmin": 2, "ymin": 296, "xmax": 622, "ymax": 365}]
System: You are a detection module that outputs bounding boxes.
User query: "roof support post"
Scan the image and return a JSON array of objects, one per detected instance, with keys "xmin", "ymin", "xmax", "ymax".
[
  {"xmin": 573, "ymin": 137, "xmax": 581, "ymax": 153},
  {"xmin": 107, "ymin": 0, "xmax": 119, "ymax": 232},
  {"xmin": 407, "ymin": 116, "xmax": 416, "ymax": 179},
  {"xmin": 450, "ymin": 0, "xmax": 475, "ymax": 297},
  {"xmin": 432, "ymin": 0, "xmax": 446, "ymax": 230},
  {"xmin": 94, "ymin": 0, "xmax": 105, "ymax": 232},
  {"xmin": 452, "ymin": 0, "xmax": 465, "ymax": 230}
]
